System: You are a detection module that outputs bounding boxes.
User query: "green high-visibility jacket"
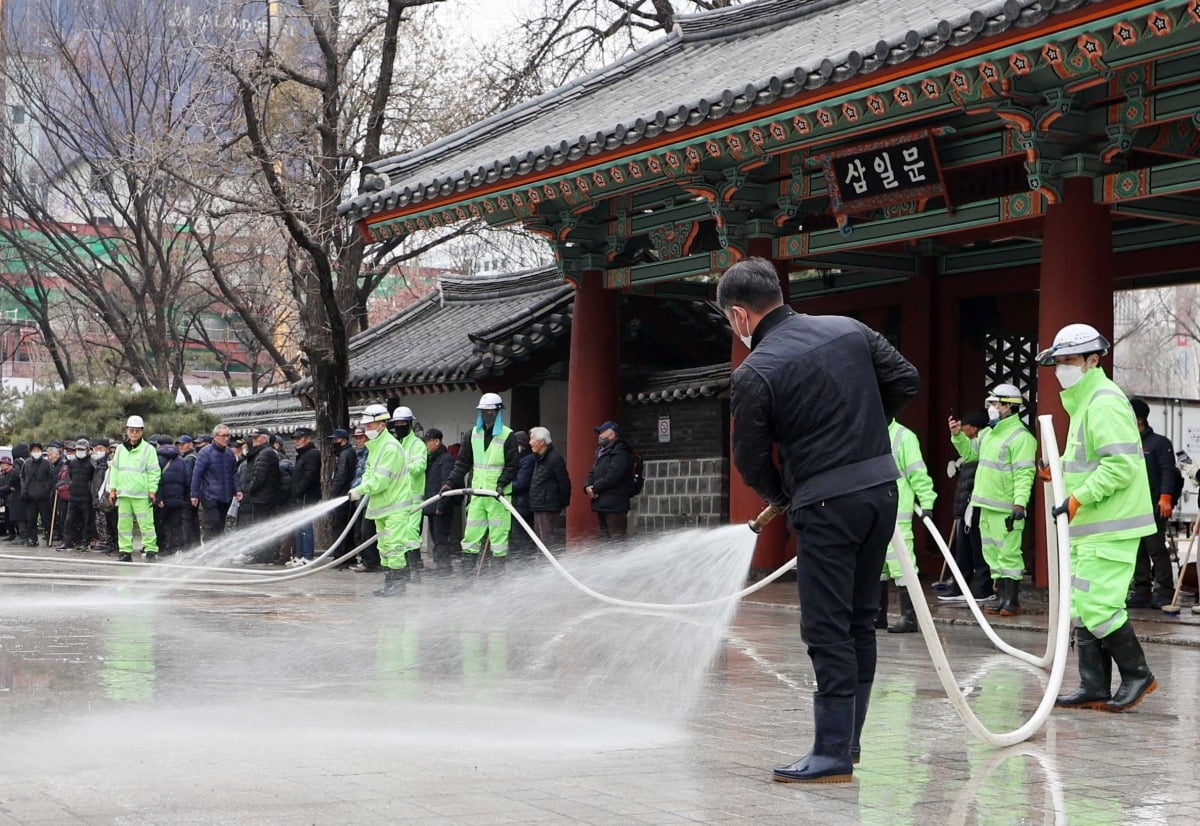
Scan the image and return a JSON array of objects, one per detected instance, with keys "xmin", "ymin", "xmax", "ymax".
[
  {"xmin": 472, "ymin": 425, "xmax": 513, "ymax": 494},
  {"xmin": 398, "ymin": 430, "xmax": 427, "ymax": 509},
  {"xmin": 110, "ymin": 439, "xmax": 160, "ymax": 499},
  {"xmin": 952, "ymin": 413, "xmax": 1036, "ymax": 513},
  {"xmin": 889, "ymin": 420, "xmax": 936, "ymax": 520},
  {"xmin": 352, "ymin": 430, "xmax": 407, "ymax": 520},
  {"xmin": 1061, "ymin": 366, "xmax": 1156, "ymax": 543}
]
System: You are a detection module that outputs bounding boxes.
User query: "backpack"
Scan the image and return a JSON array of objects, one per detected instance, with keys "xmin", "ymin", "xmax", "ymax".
[{"xmin": 629, "ymin": 450, "xmax": 645, "ymax": 497}]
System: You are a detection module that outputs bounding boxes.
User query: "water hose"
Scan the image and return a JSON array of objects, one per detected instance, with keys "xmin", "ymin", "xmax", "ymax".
[{"xmin": 893, "ymin": 414, "xmax": 1073, "ymax": 746}]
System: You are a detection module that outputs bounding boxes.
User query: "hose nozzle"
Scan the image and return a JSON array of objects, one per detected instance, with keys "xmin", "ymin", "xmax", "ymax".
[{"xmin": 748, "ymin": 503, "xmax": 786, "ymax": 534}]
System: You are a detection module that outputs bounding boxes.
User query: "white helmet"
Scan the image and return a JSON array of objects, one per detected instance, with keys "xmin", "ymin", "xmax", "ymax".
[
  {"xmin": 126, "ymin": 415, "xmax": 145, "ymax": 428},
  {"xmin": 476, "ymin": 392, "xmax": 503, "ymax": 411},
  {"xmin": 990, "ymin": 383, "xmax": 1024, "ymax": 405},
  {"xmin": 360, "ymin": 403, "xmax": 391, "ymax": 424},
  {"xmin": 1036, "ymin": 323, "xmax": 1110, "ymax": 365},
  {"xmin": 391, "ymin": 406, "xmax": 414, "ymax": 422}
]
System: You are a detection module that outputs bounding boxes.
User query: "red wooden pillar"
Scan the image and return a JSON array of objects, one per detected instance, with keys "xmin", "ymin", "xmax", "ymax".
[
  {"xmin": 899, "ymin": 257, "xmax": 937, "ymax": 569},
  {"xmin": 565, "ymin": 270, "xmax": 619, "ymax": 542},
  {"xmin": 731, "ymin": 242, "xmax": 791, "ymax": 571},
  {"xmin": 1034, "ymin": 177, "xmax": 1114, "ymax": 585}
]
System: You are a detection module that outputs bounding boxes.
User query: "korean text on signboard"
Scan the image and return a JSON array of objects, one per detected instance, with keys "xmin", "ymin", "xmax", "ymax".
[{"xmin": 821, "ymin": 131, "xmax": 947, "ymax": 215}]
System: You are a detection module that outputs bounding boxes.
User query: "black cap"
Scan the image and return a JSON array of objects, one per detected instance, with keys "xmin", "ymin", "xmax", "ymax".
[
  {"xmin": 514, "ymin": 430, "xmax": 530, "ymax": 445},
  {"xmin": 176, "ymin": 435, "xmax": 193, "ymax": 444},
  {"xmin": 423, "ymin": 428, "xmax": 443, "ymax": 441},
  {"xmin": 593, "ymin": 421, "xmax": 621, "ymax": 435},
  {"xmin": 92, "ymin": 437, "xmax": 111, "ymax": 448},
  {"xmin": 29, "ymin": 442, "xmax": 43, "ymax": 450},
  {"xmin": 251, "ymin": 427, "xmax": 271, "ymax": 438},
  {"xmin": 1130, "ymin": 398, "xmax": 1150, "ymax": 420},
  {"xmin": 49, "ymin": 441, "xmax": 64, "ymax": 450},
  {"xmin": 293, "ymin": 427, "xmax": 314, "ymax": 439},
  {"xmin": 961, "ymin": 410, "xmax": 990, "ymax": 429},
  {"xmin": 329, "ymin": 428, "xmax": 350, "ymax": 440}
]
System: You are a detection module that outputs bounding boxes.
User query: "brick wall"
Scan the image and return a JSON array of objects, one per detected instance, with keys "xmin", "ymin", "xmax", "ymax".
[
  {"xmin": 629, "ymin": 457, "xmax": 729, "ymax": 533},
  {"xmin": 620, "ymin": 397, "xmax": 727, "ymax": 461}
]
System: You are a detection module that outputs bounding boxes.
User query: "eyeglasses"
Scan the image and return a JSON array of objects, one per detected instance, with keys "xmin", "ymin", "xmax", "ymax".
[{"xmin": 214, "ymin": 433, "xmax": 230, "ymax": 439}]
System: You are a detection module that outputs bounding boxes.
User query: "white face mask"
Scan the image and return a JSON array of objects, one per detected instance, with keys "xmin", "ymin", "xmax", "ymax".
[
  {"xmin": 1055, "ymin": 364, "xmax": 1085, "ymax": 389},
  {"xmin": 987, "ymin": 406, "xmax": 1000, "ymax": 423},
  {"xmin": 75, "ymin": 450, "xmax": 87, "ymax": 459},
  {"xmin": 30, "ymin": 452, "xmax": 42, "ymax": 461},
  {"xmin": 732, "ymin": 309, "xmax": 753, "ymax": 350},
  {"xmin": 93, "ymin": 451, "xmax": 106, "ymax": 461},
  {"xmin": 364, "ymin": 427, "xmax": 381, "ymax": 441}
]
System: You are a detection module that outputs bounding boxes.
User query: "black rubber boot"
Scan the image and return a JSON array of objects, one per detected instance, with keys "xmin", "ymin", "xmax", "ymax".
[
  {"xmin": 987, "ymin": 579, "xmax": 1008, "ymax": 615},
  {"xmin": 850, "ymin": 682, "xmax": 871, "ymax": 765},
  {"xmin": 772, "ymin": 694, "xmax": 855, "ymax": 783},
  {"xmin": 874, "ymin": 581, "xmax": 889, "ymax": 630},
  {"xmin": 999, "ymin": 579, "xmax": 1021, "ymax": 617},
  {"xmin": 1102, "ymin": 622, "xmax": 1157, "ymax": 712},
  {"xmin": 1055, "ymin": 628, "xmax": 1112, "ymax": 710},
  {"xmin": 456, "ymin": 555, "xmax": 479, "ymax": 589},
  {"xmin": 887, "ymin": 586, "xmax": 918, "ymax": 633},
  {"xmin": 373, "ymin": 567, "xmax": 409, "ymax": 597}
]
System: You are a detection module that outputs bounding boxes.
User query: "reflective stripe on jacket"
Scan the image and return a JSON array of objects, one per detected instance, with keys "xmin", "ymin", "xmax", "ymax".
[
  {"xmin": 472, "ymin": 425, "xmax": 513, "ymax": 495},
  {"xmin": 1061, "ymin": 367, "xmax": 1156, "ymax": 543},
  {"xmin": 952, "ymin": 414, "xmax": 1036, "ymax": 513},
  {"xmin": 396, "ymin": 431, "xmax": 427, "ymax": 515},
  {"xmin": 110, "ymin": 440, "xmax": 161, "ymax": 499},
  {"xmin": 352, "ymin": 431, "xmax": 407, "ymax": 520},
  {"xmin": 889, "ymin": 420, "xmax": 936, "ymax": 523}
]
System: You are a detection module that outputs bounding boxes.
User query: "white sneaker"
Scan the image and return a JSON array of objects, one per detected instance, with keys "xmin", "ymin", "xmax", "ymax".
[{"xmin": 937, "ymin": 592, "xmax": 970, "ymax": 602}]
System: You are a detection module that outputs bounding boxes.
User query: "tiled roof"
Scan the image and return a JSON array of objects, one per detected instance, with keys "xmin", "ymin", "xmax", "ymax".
[
  {"xmin": 624, "ymin": 363, "xmax": 731, "ymax": 404},
  {"xmin": 202, "ymin": 389, "xmax": 317, "ymax": 437},
  {"xmin": 341, "ymin": 0, "xmax": 1088, "ymax": 223},
  {"xmin": 334, "ymin": 267, "xmax": 573, "ymax": 395}
]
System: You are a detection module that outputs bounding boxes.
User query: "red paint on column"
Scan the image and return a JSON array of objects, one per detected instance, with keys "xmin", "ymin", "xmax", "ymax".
[
  {"xmin": 1035, "ymin": 177, "xmax": 1114, "ymax": 586},
  {"xmin": 565, "ymin": 271, "xmax": 619, "ymax": 543}
]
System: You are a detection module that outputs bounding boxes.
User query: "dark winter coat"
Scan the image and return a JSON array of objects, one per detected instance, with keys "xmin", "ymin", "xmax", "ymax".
[
  {"xmin": 20, "ymin": 455, "xmax": 55, "ymax": 501},
  {"xmin": 291, "ymin": 443, "xmax": 321, "ymax": 506},
  {"xmin": 1140, "ymin": 425, "xmax": 1176, "ymax": 502},
  {"xmin": 155, "ymin": 445, "xmax": 190, "ymax": 509},
  {"xmin": 352, "ymin": 447, "xmax": 367, "ymax": 487},
  {"xmin": 7, "ymin": 445, "xmax": 28, "ymax": 523},
  {"xmin": 67, "ymin": 456, "xmax": 95, "ymax": 503},
  {"xmin": 953, "ymin": 456, "xmax": 980, "ymax": 519},
  {"xmin": 191, "ymin": 443, "xmax": 241, "ymax": 504},
  {"xmin": 511, "ymin": 450, "xmax": 536, "ymax": 514},
  {"xmin": 530, "ymin": 445, "xmax": 571, "ymax": 513},
  {"xmin": 330, "ymin": 443, "xmax": 356, "ymax": 498},
  {"xmin": 422, "ymin": 444, "xmax": 456, "ymax": 515},
  {"xmin": 90, "ymin": 456, "xmax": 109, "ymax": 504},
  {"xmin": 53, "ymin": 459, "xmax": 69, "ymax": 501},
  {"xmin": 585, "ymin": 440, "xmax": 634, "ymax": 514},
  {"xmin": 730, "ymin": 306, "xmax": 919, "ymax": 510},
  {"xmin": 276, "ymin": 455, "xmax": 294, "ymax": 507},
  {"xmin": 0, "ymin": 467, "xmax": 18, "ymax": 507},
  {"xmin": 244, "ymin": 444, "xmax": 282, "ymax": 506}
]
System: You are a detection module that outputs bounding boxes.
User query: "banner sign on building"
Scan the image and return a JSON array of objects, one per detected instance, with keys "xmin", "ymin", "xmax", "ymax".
[{"xmin": 820, "ymin": 129, "xmax": 948, "ymax": 216}]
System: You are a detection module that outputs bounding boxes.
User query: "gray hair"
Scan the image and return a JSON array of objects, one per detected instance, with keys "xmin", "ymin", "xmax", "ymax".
[
  {"xmin": 529, "ymin": 426, "xmax": 552, "ymax": 445},
  {"xmin": 213, "ymin": 424, "xmax": 231, "ymax": 436}
]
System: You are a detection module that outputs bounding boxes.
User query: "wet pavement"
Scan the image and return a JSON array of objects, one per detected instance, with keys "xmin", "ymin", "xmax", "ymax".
[{"xmin": 2, "ymin": 550, "xmax": 1199, "ymax": 825}]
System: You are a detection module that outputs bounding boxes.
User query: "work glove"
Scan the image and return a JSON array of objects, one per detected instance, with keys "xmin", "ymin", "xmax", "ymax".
[
  {"xmin": 348, "ymin": 488, "xmax": 362, "ymax": 502},
  {"xmin": 496, "ymin": 482, "xmax": 504, "ymax": 494},
  {"xmin": 946, "ymin": 460, "xmax": 958, "ymax": 479},
  {"xmin": 1051, "ymin": 496, "xmax": 1080, "ymax": 522},
  {"xmin": 1004, "ymin": 505, "xmax": 1026, "ymax": 532},
  {"xmin": 1036, "ymin": 460, "xmax": 1052, "ymax": 483},
  {"xmin": 1158, "ymin": 494, "xmax": 1173, "ymax": 519}
]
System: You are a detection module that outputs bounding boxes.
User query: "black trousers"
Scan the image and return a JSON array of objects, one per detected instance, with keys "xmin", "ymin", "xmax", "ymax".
[
  {"xmin": 64, "ymin": 500, "xmax": 93, "ymax": 547},
  {"xmin": 355, "ymin": 512, "xmax": 378, "ymax": 568},
  {"xmin": 200, "ymin": 499, "xmax": 231, "ymax": 539},
  {"xmin": 955, "ymin": 511, "xmax": 988, "ymax": 593},
  {"xmin": 792, "ymin": 483, "xmax": 896, "ymax": 698},
  {"xmin": 1132, "ymin": 515, "xmax": 1173, "ymax": 595},
  {"xmin": 426, "ymin": 510, "xmax": 458, "ymax": 570},
  {"xmin": 156, "ymin": 506, "xmax": 186, "ymax": 553},
  {"xmin": 25, "ymin": 495, "xmax": 53, "ymax": 542}
]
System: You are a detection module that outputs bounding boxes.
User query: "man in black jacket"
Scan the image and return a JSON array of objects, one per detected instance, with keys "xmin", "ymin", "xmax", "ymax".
[
  {"xmin": 239, "ymin": 428, "xmax": 282, "ymax": 563},
  {"xmin": 422, "ymin": 428, "xmax": 459, "ymax": 576},
  {"xmin": 20, "ymin": 442, "xmax": 55, "ymax": 547},
  {"xmin": 0, "ymin": 455, "xmax": 18, "ymax": 542},
  {"xmin": 328, "ymin": 428, "xmax": 357, "ymax": 566},
  {"xmin": 584, "ymin": 422, "xmax": 634, "ymax": 539},
  {"xmin": 938, "ymin": 411, "xmax": 993, "ymax": 604},
  {"xmin": 289, "ymin": 427, "xmax": 321, "ymax": 564},
  {"xmin": 718, "ymin": 257, "xmax": 919, "ymax": 785},
  {"xmin": 529, "ymin": 426, "xmax": 570, "ymax": 552},
  {"xmin": 60, "ymin": 439, "xmax": 95, "ymax": 551},
  {"xmin": 1127, "ymin": 399, "xmax": 1177, "ymax": 608}
]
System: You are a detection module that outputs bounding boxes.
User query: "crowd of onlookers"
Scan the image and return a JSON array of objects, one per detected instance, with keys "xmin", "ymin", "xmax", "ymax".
[{"xmin": 0, "ymin": 407, "xmax": 641, "ymax": 572}]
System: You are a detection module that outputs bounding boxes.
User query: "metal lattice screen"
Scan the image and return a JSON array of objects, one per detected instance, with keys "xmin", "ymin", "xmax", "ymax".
[{"xmin": 984, "ymin": 333, "xmax": 1038, "ymax": 427}]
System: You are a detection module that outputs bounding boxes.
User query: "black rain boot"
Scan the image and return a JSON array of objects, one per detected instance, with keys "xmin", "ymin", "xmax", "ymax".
[
  {"xmin": 1055, "ymin": 628, "xmax": 1112, "ymax": 710},
  {"xmin": 999, "ymin": 579, "xmax": 1022, "ymax": 617},
  {"xmin": 850, "ymin": 682, "xmax": 871, "ymax": 765},
  {"xmin": 373, "ymin": 568, "xmax": 408, "ymax": 597},
  {"xmin": 773, "ymin": 694, "xmax": 855, "ymax": 783},
  {"xmin": 456, "ymin": 555, "xmax": 479, "ymax": 589},
  {"xmin": 888, "ymin": 586, "xmax": 918, "ymax": 633},
  {"xmin": 1102, "ymin": 622, "xmax": 1157, "ymax": 712},
  {"xmin": 492, "ymin": 554, "xmax": 508, "ymax": 577},
  {"xmin": 874, "ymin": 581, "xmax": 889, "ymax": 630},
  {"xmin": 987, "ymin": 579, "xmax": 1007, "ymax": 615}
]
